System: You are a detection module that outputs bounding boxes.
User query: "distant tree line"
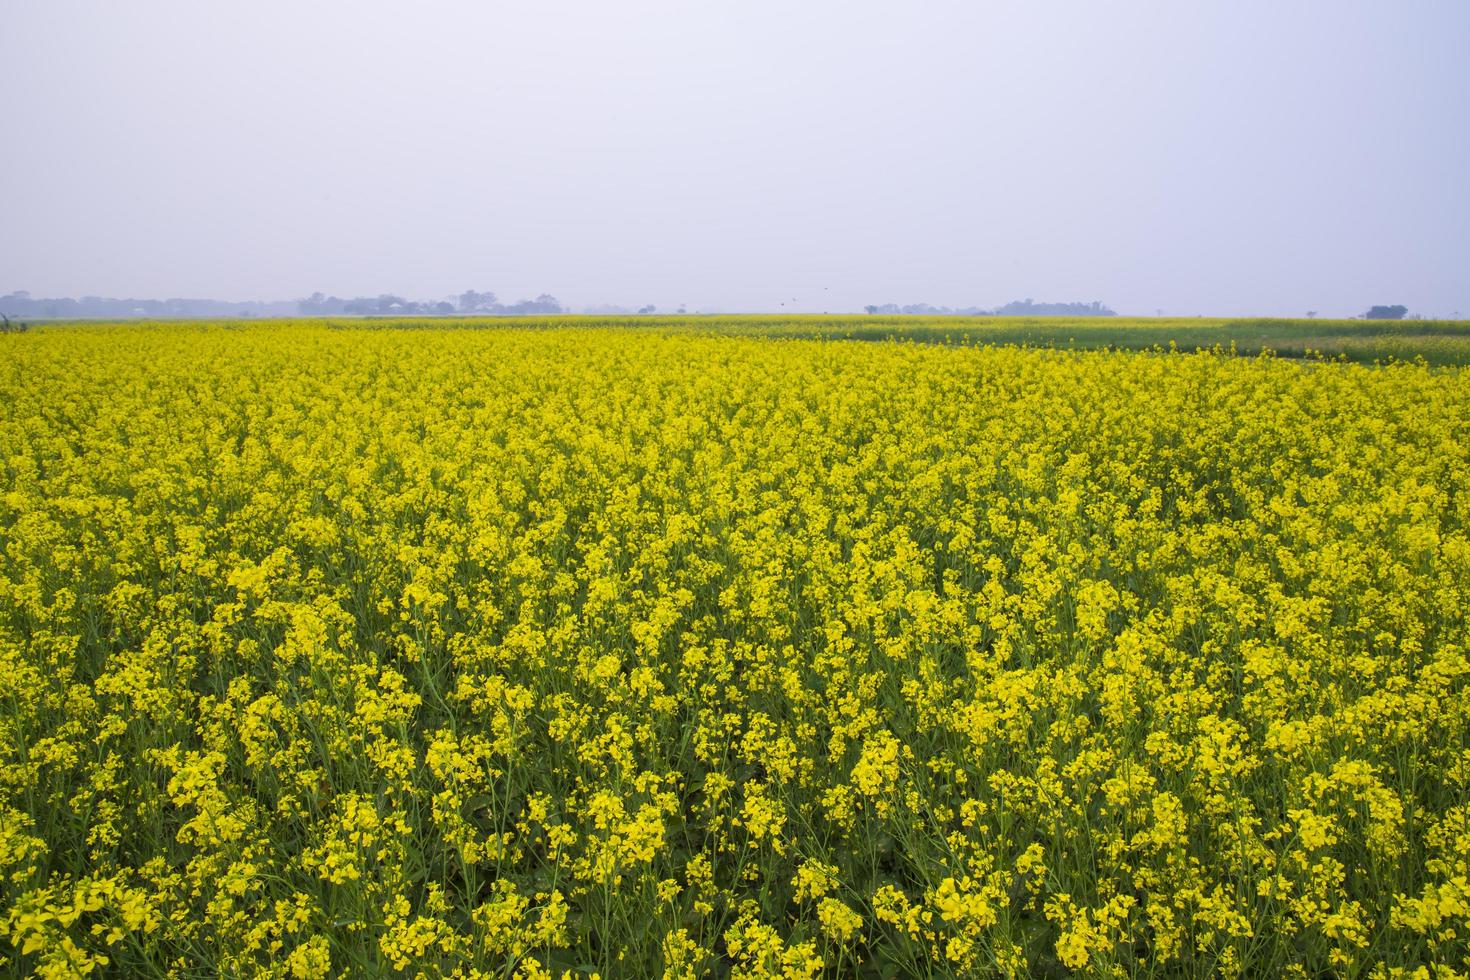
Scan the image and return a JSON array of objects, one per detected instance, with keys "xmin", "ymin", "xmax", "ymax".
[
  {"xmin": 1363, "ymin": 305, "xmax": 1408, "ymax": 320},
  {"xmin": 0, "ymin": 289, "xmax": 566, "ymax": 318},
  {"xmin": 863, "ymin": 299, "xmax": 1117, "ymax": 316},
  {"xmin": 297, "ymin": 290, "xmax": 564, "ymax": 316},
  {"xmin": 0, "ymin": 291, "xmax": 295, "ymax": 318},
  {"xmin": 1, "ymin": 292, "xmax": 1443, "ymax": 323}
]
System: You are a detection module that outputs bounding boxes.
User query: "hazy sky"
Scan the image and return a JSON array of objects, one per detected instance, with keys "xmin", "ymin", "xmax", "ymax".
[{"xmin": 3, "ymin": 1, "xmax": 1467, "ymax": 316}]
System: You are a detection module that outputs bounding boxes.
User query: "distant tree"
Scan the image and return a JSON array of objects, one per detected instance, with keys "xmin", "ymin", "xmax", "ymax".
[
  {"xmin": 298, "ymin": 291, "xmax": 342, "ymax": 315},
  {"xmin": 496, "ymin": 295, "xmax": 563, "ymax": 315},
  {"xmin": 638, "ymin": 305, "xmax": 656, "ymax": 315},
  {"xmin": 1364, "ymin": 305, "xmax": 1408, "ymax": 320},
  {"xmin": 861, "ymin": 299, "xmax": 1116, "ymax": 317},
  {"xmin": 0, "ymin": 293, "xmax": 35, "ymax": 316},
  {"xmin": 458, "ymin": 290, "xmax": 498, "ymax": 313},
  {"xmin": 993, "ymin": 300, "xmax": 1115, "ymax": 317},
  {"xmin": 1306, "ymin": 311, "xmax": 1318, "ymax": 319}
]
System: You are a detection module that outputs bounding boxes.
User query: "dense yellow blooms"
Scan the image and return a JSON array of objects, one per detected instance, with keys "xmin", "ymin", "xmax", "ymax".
[{"xmin": 0, "ymin": 320, "xmax": 1468, "ymax": 976}]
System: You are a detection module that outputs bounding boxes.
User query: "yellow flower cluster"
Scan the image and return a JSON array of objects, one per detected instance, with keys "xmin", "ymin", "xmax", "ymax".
[{"xmin": 0, "ymin": 320, "xmax": 1468, "ymax": 976}]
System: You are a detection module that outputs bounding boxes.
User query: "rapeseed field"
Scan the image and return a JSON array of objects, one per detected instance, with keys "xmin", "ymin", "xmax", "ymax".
[{"xmin": 2, "ymin": 322, "xmax": 1468, "ymax": 978}]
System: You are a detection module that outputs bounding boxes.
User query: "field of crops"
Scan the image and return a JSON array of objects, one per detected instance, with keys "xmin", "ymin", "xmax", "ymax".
[
  {"xmin": 314, "ymin": 314, "xmax": 1470, "ymax": 366},
  {"xmin": 2, "ymin": 320, "xmax": 1469, "ymax": 978}
]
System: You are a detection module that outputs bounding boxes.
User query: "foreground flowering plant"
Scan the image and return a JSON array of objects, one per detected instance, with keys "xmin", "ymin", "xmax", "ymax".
[{"xmin": 0, "ymin": 321, "xmax": 1468, "ymax": 977}]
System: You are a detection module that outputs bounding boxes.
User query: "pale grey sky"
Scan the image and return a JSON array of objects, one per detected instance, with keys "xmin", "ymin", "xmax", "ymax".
[{"xmin": 2, "ymin": 1, "xmax": 1467, "ymax": 316}]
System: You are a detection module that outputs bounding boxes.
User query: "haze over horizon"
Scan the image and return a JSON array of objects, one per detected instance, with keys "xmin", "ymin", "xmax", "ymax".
[{"xmin": 3, "ymin": 1, "xmax": 1467, "ymax": 318}]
